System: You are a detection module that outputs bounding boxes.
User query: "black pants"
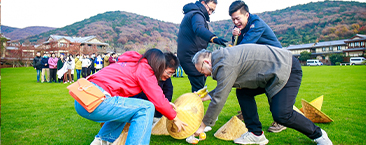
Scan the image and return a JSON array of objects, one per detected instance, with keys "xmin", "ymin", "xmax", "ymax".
[
  {"xmin": 187, "ymin": 75, "xmax": 206, "ymax": 92},
  {"xmin": 49, "ymin": 68, "xmax": 57, "ymax": 82},
  {"xmin": 90, "ymin": 68, "xmax": 95, "ymax": 75},
  {"xmin": 236, "ymin": 56, "xmax": 322, "ymax": 139},
  {"xmin": 82, "ymin": 67, "xmax": 88, "ymax": 78}
]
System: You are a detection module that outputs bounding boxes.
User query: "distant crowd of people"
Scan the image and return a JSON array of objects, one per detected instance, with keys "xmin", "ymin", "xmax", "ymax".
[{"xmin": 33, "ymin": 51, "xmax": 119, "ymax": 84}]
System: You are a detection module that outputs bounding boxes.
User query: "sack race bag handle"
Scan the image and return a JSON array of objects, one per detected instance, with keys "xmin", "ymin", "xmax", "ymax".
[{"xmin": 67, "ymin": 78, "xmax": 105, "ymax": 113}]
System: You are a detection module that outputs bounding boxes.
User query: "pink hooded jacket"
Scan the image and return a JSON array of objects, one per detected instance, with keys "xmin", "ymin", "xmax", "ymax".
[{"xmin": 88, "ymin": 51, "xmax": 177, "ymax": 120}]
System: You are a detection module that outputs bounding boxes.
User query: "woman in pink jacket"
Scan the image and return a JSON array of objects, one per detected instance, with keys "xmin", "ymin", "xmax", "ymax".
[
  {"xmin": 48, "ymin": 53, "xmax": 59, "ymax": 83},
  {"xmin": 75, "ymin": 49, "xmax": 187, "ymax": 145}
]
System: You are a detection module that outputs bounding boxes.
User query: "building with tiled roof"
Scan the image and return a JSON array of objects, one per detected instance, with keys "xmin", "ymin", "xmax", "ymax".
[{"xmin": 285, "ymin": 34, "xmax": 366, "ymax": 64}]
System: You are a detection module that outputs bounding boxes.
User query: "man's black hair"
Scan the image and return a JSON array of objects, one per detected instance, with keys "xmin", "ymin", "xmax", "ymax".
[
  {"xmin": 229, "ymin": 0, "xmax": 249, "ymax": 16},
  {"xmin": 199, "ymin": 0, "xmax": 217, "ymax": 4},
  {"xmin": 164, "ymin": 52, "xmax": 179, "ymax": 69}
]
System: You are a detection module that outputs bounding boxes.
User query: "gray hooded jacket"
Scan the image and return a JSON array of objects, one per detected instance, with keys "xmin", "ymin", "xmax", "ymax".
[{"xmin": 203, "ymin": 44, "xmax": 293, "ymax": 126}]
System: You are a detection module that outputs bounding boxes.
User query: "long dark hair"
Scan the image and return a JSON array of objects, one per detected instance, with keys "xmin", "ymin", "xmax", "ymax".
[{"xmin": 138, "ymin": 48, "xmax": 166, "ymax": 80}]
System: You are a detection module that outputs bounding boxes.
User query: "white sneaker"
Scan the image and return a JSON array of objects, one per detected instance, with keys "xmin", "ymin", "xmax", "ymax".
[
  {"xmin": 314, "ymin": 129, "xmax": 333, "ymax": 145},
  {"xmin": 234, "ymin": 132, "xmax": 269, "ymax": 145},
  {"xmin": 90, "ymin": 137, "xmax": 113, "ymax": 145},
  {"xmin": 204, "ymin": 126, "xmax": 212, "ymax": 132}
]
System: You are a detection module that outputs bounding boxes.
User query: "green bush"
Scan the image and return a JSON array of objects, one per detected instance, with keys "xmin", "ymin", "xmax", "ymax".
[
  {"xmin": 335, "ymin": 62, "xmax": 341, "ymax": 65},
  {"xmin": 361, "ymin": 60, "xmax": 366, "ymax": 65}
]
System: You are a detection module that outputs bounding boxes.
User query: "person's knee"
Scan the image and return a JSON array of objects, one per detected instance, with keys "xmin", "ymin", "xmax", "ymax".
[
  {"xmin": 272, "ymin": 110, "xmax": 292, "ymax": 125},
  {"xmin": 145, "ymin": 101, "xmax": 155, "ymax": 113}
]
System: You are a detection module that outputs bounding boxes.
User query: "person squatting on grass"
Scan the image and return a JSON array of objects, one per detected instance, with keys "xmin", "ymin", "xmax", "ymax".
[
  {"xmin": 132, "ymin": 52, "xmax": 179, "ymax": 124},
  {"xmin": 74, "ymin": 49, "xmax": 187, "ymax": 145},
  {"xmin": 192, "ymin": 45, "xmax": 333, "ymax": 145},
  {"xmin": 229, "ymin": 0, "xmax": 286, "ymax": 133}
]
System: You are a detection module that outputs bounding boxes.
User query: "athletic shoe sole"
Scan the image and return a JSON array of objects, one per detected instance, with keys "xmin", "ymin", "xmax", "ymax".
[{"xmin": 268, "ymin": 127, "xmax": 287, "ymax": 133}]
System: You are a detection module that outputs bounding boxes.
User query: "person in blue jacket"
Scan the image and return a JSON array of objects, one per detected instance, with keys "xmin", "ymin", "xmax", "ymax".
[
  {"xmin": 40, "ymin": 53, "xmax": 50, "ymax": 83},
  {"xmin": 230, "ymin": 1, "xmax": 282, "ymax": 48},
  {"xmin": 177, "ymin": 0, "xmax": 227, "ymax": 93},
  {"xmin": 229, "ymin": 0, "xmax": 286, "ymax": 134}
]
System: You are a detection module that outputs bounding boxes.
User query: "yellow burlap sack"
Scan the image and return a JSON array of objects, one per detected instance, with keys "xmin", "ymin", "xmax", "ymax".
[{"xmin": 166, "ymin": 93, "xmax": 204, "ymax": 139}]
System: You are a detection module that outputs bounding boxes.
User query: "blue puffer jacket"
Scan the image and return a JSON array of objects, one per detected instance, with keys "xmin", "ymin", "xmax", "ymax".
[
  {"xmin": 232, "ymin": 13, "xmax": 282, "ymax": 48},
  {"xmin": 41, "ymin": 56, "xmax": 49, "ymax": 69},
  {"xmin": 177, "ymin": 1, "xmax": 215, "ymax": 77}
]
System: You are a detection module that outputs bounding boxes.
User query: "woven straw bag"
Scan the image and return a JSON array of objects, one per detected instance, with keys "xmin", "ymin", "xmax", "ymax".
[
  {"xmin": 214, "ymin": 116, "xmax": 248, "ymax": 141},
  {"xmin": 151, "ymin": 116, "xmax": 169, "ymax": 135},
  {"xmin": 166, "ymin": 93, "xmax": 204, "ymax": 139},
  {"xmin": 301, "ymin": 99, "xmax": 333, "ymax": 123}
]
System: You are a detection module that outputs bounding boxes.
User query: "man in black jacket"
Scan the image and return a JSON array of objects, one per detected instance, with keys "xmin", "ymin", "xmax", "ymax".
[
  {"xmin": 177, "ymin": 0, "xmax": 227, "ymax": 93},
  {"xmin": 33, "ymin": 51, "xmax": 42, "ymax": 83}
]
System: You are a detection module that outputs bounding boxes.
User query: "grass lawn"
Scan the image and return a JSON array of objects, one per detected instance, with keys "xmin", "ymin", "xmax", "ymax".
[{"xmin": 1, "ymin": 66, "xmax": 366, "ymax": 145}]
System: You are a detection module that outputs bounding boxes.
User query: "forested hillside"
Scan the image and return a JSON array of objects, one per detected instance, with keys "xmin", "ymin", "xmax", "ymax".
[
  {"xmin": 1, "ymin": 26, "xmax": 55, "ymax": 40},
  {"xmin": 20, "ymin": 1, "xmax": 366, "ymax": 52},
  {"xmin": 23, "ymin": 11, "xmax": 179, "ymax": 52}
]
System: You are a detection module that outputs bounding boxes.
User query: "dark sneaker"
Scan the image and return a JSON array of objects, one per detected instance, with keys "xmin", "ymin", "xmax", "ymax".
[
  {"xmin": 236, "ymin": 111, "xmax": 244, "ymax": 121},
  {"xmin": 267, "ymin": 122, "xmax": 287, "ymax": 133}
]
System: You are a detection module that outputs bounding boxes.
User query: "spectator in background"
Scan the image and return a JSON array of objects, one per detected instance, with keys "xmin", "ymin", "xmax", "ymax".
[
  {"xmin": 177, "ymin": 0, "xmax": 227, "ymax": 93},
  {"xmin": 41, "ymin": 53, "xmax": 50, "ymax": 83},
  {"xmin": 64, "ymin": 54, "xmax": 75, "ymax": 83},
  {"xmin": 174, "ymin": 52, "xmax": 183, "ymax": 78},
  {"xmin": 95, "ymin": 54, "xmax": 103, "ymax": 72},
  {"xmin": 229, "ymin": 0, "xmax": 285, "ymax": 133},
  {"xmin": 57, "ymin": 54, "xmax": 65, "ymax": 83},
  {"xmin": 132, "ymin": 52, "xmax": 179, "ymax": 124},
  {"xmin": 108, "ymin": 52, "xmax": 117, "ymax": 65},
  {"xmin": 48, "ymin": 53, "xmax": 59, "ymax": 83},
  {"xmin": 89, "ymin": 53, "xmax": 96, "ymax": 75},
  {"xmin": 103, "ymin": 53, "xmax": 110, "ymax": 68},
  {"xmin": 33, "ymin": 51, "xmax": 42, "ymax": 83},
  {"xmin": 75, "ymin": 54, "xmax": 82, "ymax": 80},
  {"xmin": 81, "ymin": 54, "xmax": 91, "ymax": 78}
]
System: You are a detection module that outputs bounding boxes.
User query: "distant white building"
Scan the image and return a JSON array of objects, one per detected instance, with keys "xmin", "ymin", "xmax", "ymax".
[{"xmin": 285, "ymin": 34, "xmax": 366, "ymax": 63}]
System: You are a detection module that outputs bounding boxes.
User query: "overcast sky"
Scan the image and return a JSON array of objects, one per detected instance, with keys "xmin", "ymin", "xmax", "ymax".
[{"xmin": 2, "ymin": 0, "xmax": 366, "ymax": 28}]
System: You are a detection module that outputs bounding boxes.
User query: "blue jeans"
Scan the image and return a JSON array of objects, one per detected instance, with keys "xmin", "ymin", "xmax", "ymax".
[
  {"xmin": 74, "ymin": 83, "xmax": 155, "ymax": 144},
  {"xmin": 176, "ymin": 66, "xmax": 183, "ymax": 77},
  {"xmin": 36, "ymin": 69, "xmax": 41, "ymax": 82},
  {"xmin": 76, "ymin": 69, "xmax": 81, "ymax": 80}
]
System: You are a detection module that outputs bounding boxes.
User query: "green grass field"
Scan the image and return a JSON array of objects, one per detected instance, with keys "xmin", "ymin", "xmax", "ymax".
[{"xmin": 1, "ymin": 66, "xmax": 366, "ymax": 145}]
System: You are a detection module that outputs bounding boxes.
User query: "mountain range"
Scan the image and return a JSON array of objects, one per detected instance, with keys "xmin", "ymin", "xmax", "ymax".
[{"xmin": 2, "ymin": 0, "xmax": 366, "ymax": 52}]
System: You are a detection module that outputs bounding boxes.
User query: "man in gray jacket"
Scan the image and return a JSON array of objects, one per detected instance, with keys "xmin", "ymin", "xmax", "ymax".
[{"xmin": 192, "ymin": 44, "xmax": 332, "ymax": 145}]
